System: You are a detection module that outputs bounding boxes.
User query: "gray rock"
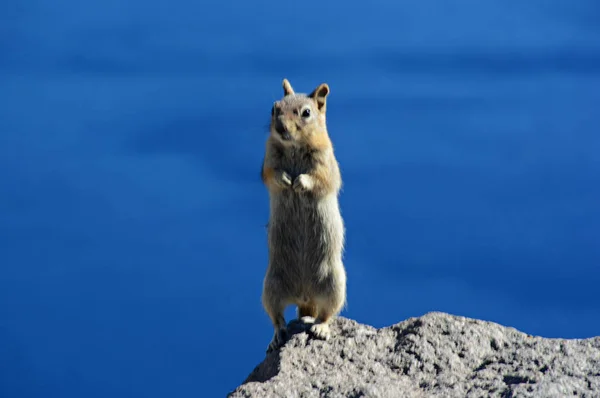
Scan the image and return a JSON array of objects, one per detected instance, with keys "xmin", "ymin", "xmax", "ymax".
[{"xmin": 228, "ymin": 312, "xmax": 600, "ymax": 398}]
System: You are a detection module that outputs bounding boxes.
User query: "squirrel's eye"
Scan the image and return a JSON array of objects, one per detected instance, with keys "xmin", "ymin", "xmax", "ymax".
[
  {"xmin": 301, "ymin": 108, "xmax": 311, "ymax": 118},
  {"xmin": 271, "ymin": 106, "xmax": 275, "ymax": 116}
]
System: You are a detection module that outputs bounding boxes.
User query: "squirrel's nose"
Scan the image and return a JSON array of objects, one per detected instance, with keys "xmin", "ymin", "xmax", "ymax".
[
  {"xmin": 275, "ymin": 119, "xmax": 286, "ymax": 134},
  {"xmin": 274, "ymin": 120, "xmax": 291, "ymax": 140}
]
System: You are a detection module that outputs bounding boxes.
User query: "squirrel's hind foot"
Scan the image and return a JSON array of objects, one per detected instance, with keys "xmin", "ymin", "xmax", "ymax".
[{"xmin": 309, "ymin": 323, "xmax": 331, "ymax": 341}]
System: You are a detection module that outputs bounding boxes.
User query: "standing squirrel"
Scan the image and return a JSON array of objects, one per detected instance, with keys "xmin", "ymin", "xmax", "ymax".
[{"xmin": 260, "ymin": 78, "xmax": 347, "ymax": 353}]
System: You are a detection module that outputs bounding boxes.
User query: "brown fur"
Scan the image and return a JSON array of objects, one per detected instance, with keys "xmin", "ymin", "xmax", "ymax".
[{"xmin": 298, "ymin": 302, "xmax": 318, "ymax": 319}]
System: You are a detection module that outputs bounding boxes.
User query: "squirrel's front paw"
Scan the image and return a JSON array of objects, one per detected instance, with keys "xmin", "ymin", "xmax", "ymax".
[
  {"xmin": 280, "ymin": 171, "xmax": 292, "ymax": 187},
  {"xmin": 293, "ymin": 174, "xmax": 313, "ymax": 192}
]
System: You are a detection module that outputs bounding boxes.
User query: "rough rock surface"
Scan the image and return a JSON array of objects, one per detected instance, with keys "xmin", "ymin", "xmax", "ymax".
[{"xmin": 228, "ymin": 312, "xmax": 600, "ymax": 398}]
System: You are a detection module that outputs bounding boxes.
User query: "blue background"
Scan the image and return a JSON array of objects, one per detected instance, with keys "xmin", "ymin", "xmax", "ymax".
[{"xmin": 1, "ymin": 0, "xmax": 599, "ymax": 397}]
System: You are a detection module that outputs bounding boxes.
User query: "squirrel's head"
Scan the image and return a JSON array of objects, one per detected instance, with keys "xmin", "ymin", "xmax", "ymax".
[{"xmin": 269, "ymin": 78, "xmax": 330, "ymax": 146}]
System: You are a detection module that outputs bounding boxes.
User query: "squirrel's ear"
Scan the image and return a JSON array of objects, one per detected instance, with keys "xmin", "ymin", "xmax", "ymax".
[
  {"xmin": 282, "ymin": 78, "xmax": 295, "ymax": 96},
  {"xmin": 309, "ymin": 83, "xmax": 330, "ymax": 112}
]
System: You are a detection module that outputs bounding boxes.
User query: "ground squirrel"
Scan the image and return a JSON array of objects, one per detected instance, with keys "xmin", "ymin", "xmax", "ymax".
[{"xmin": 260, "ymin": 78, "xmax": 347, "ymax": 353}]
